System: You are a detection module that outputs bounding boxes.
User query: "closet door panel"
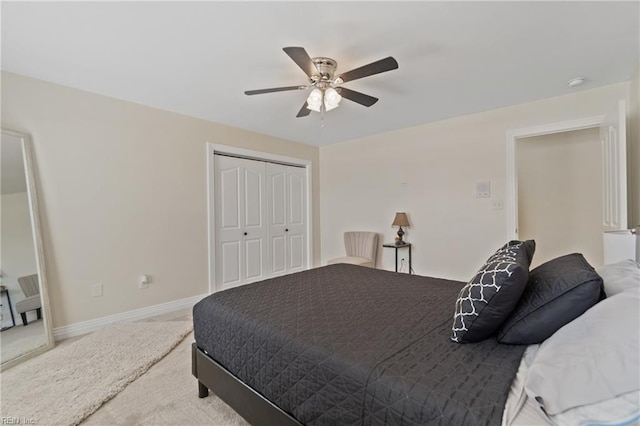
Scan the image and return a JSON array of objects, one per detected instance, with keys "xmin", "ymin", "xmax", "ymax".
[
  {"xmin": 289, "ymin": 172, "xmax": 304, "ymax": 226},
  {"xmin": 289, "ymin": 234, "xmax": 304, "ymax": 270},
  {"xmin": 286, "ymin": 166, "xmax": 307, "ymax": 272},
  {"xmin": 220, "ymin": 241, "xmax": 241, "ymax": 286},
  {"xmin": 270, "ymin": 172, "xmax": 286, "ymax": 226},
  {"xmin": 215, "ymin": 155, "xmax": 268, "ymax": 288},
  {"xmin": 267, "ymin": 163, "xmax": 287, "ymax": 276},
  {"xmin": 240, "ymin": 158, "xmax": 268, "ymax": 283},
  {"xmin": 244, "ymin": 168, "xmax": 263, "ymax": 228},
  {"xmin": 271, "ymin": 236, "xmax": 287, "ymax": 275},
  {"xmin": 219, "ymin": 168, "xmax": 240, "ymax": 229},
  {"xmin": 245, "ymin": 238, "xmax": 264, "ymax": 280},
  {"xmin": 215, "ymin": 156, "xmax": 245, "ymax": 289}
]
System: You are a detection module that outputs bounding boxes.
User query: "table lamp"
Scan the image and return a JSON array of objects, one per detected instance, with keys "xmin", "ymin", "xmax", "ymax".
[{"xmin": 392, "ymin": 212, "xmax": 410, "ymax": 245}]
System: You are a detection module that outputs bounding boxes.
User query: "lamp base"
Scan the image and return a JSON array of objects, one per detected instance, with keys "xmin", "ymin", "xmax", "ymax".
[{"xmin": 396, "ymin": 227, "xmax": 405, "ymax": 243}]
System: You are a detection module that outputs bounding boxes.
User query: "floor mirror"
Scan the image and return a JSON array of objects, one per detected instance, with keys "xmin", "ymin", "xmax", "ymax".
[{"xmin": 0, "ymin": 129, "xmax": 54, "ymax": 371}]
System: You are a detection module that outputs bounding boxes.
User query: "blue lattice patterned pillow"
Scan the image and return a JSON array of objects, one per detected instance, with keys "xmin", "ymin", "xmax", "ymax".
[{"xmin": 451, "ymin": 240, "xmax": 535, "ymax": 343}]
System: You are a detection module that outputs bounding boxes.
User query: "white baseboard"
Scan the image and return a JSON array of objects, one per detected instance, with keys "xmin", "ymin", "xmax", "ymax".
[{"xmin": 52, "ymin": 293, "xmax": 207, "ymax": 341}]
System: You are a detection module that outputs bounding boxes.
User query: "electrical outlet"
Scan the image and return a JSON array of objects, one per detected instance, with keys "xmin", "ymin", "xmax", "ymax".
[
  {"xmin": 139, "ymin": 274, "xmax": 150, "ymax": 289},
  {"xmin": 92, "ymin": 283, "xmax": 103, "ymax": 297},
  {"xmin": 491, "ymin": 200, "xmax": 504, "ymax": 210}
]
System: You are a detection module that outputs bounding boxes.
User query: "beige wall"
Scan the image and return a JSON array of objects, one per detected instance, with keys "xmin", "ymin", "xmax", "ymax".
[
  {"xmin": 2, "ymin": 68, "xmax": 636, "ymax": 327},
  {"xmin": 629, "ymin": 64, "xmax": 640, "ymax": 228},
  {"xmin": 320, "ymin": 83, "xmax": 630, "ymax": 281},
  {"xmin": 1, "ymin": 72, "xmax": 320, "ymax": 328},
  {"xmin": 518, "ymin": 128, "xmax": 602, "ymax": 268}
]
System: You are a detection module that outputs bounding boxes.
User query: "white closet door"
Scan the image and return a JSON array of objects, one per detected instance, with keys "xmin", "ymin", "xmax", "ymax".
[
  {"xmin": 286, "ymin": 165, "xmax": 307, "ymax": 272},
  {"xmin": 214, "ymin": 155, "xmax": 268, "ymax": 289},
  {"xmin": 267, "ymin": 163, "xmax": 307, "ymax": 275},
  {"xmin": 267, "ymin": 163, "xmax": 288, "ymax": 276}
]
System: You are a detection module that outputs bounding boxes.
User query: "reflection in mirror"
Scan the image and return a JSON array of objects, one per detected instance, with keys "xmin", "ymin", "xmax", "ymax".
[{"xmin": 1, "ymin": 129, "xmax": 54, "ymax": 370}]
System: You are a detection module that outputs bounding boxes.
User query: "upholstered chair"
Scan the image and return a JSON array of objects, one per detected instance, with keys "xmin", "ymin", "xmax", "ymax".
[
  {"xmin": 15, "ymin": 274, "xmax": 42, "ymax": 326},
  {"xmin": 327, "ymin": 232, "xmax": 378, "ymax": 268}
]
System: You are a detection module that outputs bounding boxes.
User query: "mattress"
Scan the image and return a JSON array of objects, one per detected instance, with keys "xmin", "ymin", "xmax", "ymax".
[{"xmin": 193, "ymin": 264, "xmax": 527, "ymax": 425}]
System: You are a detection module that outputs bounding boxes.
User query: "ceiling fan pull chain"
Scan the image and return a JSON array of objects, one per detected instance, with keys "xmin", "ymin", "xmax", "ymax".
[{"xmin": 321, "ymin": 91, "xmax": 325, "ymax": 128}]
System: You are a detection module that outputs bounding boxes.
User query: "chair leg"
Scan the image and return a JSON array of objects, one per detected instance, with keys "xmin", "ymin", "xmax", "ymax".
[
  {"xmin": 36, "ymin": 308, "xmax": 42, "ymax": 320},
  {"xmin": 20, "ymin": 313, "xmax": 28, "ymax": 326}
]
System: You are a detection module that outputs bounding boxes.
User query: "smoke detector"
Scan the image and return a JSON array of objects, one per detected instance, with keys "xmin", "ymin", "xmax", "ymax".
[{"xmin": 568, "ymin": 77, "xmax": 585, "ymax": 88}]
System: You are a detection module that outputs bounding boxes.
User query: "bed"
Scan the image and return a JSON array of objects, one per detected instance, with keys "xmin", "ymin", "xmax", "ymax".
[{"xmin": 193, "ymin": 241, "xmax": 640, "ymax": 426}]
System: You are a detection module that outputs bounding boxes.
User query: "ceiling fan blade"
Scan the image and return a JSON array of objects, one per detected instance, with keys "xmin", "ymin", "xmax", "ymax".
[
  {"xmin": 244, "ymin": 85, "xmax": 305, "ymax": 95},
  {"xmin": 337, "ymin": 56, "xmax": 398, "ymax": 83},
  {"xmin": 283, "ymin": 47, "xmax": 318, "ymax": 78},
  {"xmin": 296, "ymin": 101, "xmax": 311, "ymax": 117},
  {"xmin": 337, "ymin": 87, "xmax": 378, "ymax": 107}
]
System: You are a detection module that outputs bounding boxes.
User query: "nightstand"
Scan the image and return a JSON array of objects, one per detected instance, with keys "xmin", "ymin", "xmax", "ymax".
[{"xmin": 383, "ymin": 243, "xmax": 412, "ymax": 274}]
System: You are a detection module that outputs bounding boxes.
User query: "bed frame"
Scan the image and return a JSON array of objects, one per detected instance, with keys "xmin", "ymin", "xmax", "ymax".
[{"xmin": 192, "ymin": 343, "xmax": 302, "ymax": 426}]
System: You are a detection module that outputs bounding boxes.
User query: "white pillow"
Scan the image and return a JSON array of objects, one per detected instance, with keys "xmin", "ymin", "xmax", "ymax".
[
  {"xmin": 550, "ymin": 390, "xmax": 640, "ymax": 426},
  {"xmin": 596, "ymin": 259, "xmax": 640, "ymax": 296},
  {"xmin": 525, "ymin": 288, "xmax": 640, "ymax": 416}
]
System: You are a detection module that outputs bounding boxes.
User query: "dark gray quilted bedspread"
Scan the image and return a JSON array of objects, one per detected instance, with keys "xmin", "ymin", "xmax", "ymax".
[{"xmin": 193, "ymin": 264, "xmax": 526, "ymax": 426}]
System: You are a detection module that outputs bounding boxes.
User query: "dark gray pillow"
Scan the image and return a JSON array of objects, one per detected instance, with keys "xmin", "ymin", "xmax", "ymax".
[
  {"xmin": 497, "ymin": 253, "xmax": 605, "ymax": 345},
  {"xmin": 451, "ymin": 240, "xmax": 535, "ymax": 343}
]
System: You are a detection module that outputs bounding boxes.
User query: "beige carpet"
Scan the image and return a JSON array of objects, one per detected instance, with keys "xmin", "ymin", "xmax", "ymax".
[
  {"xmin": 1, "ymin": 321, "xmax": 193, "ymax": 426},
  {"xmin": 83, "ymin": 331, "xmax": 249, "ymax": 425},
  {"xmin": 1, "ymin": 333, "xmax": 48, "ymax": 363}
]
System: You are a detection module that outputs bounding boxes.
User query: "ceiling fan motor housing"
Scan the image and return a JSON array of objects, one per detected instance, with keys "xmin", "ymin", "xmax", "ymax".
[{"xmin": 311, "ymin": 57, "xmax": 338, "ymax": 85}]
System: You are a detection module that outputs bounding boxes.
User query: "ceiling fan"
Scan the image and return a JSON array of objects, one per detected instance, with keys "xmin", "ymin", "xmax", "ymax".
[{"xmin": 245, "ymin": 47, "xmax": 399, "ymax": 118}]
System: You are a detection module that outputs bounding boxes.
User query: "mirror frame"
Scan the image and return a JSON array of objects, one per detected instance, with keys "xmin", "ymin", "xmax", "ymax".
[{"xmin": 1, "ymin": 129, "xmax": 54, "ymax": 371}]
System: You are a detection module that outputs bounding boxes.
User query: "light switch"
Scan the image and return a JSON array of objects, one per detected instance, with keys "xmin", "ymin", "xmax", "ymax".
[
  {"xmin": 92, "ymin": 283, "xmax": 103, "ymax": 297},
  {"xmin": 475, "ymin": 181, "xmax": 491, "ymax": 198}
]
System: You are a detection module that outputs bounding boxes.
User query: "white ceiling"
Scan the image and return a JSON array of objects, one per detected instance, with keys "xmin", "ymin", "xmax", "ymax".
[{"xmin": 1, "ymin": 1, "xmax": 638, "ymax": 147}]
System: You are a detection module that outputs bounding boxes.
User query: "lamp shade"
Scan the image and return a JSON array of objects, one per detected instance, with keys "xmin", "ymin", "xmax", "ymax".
[
  {"xmin": 392, "ymin": 212, "xmax": 410, "ymax": 227},
  {"xmin": 324, "ymin": 87, "xmax": 342, "ymax": 111},
  {"xmin": 306, "ymin": 88, "xmax": 323, "ymax": 112}
]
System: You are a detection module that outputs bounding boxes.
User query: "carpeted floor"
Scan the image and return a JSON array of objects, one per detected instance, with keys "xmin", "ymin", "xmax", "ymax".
[
  {"xmin": 1, "ymin": 321, "xmax": 193, "ymax": 426},
  {"xmin": 0, "ymin": 333, "xmax": 48, "ymax": 364},
  {"xmin": 83, "ymin": 331, "xmax": 248, "ymax": 425}
]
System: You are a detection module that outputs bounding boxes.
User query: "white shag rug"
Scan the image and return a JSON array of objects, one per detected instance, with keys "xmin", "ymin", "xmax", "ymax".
[
  {"xmin": 0, "ymin": 321, "xmax": 193, "ymax": 426},
  {"xmin": 83, "ymin": 331, "xmax": 249, "ymax": 426}
]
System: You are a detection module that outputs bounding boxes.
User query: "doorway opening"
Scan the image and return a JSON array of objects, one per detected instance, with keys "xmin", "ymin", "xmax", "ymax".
[
  {"xmin": 506, "ymin": 101, "xmax": 628, "ymax": 268},
  {"xmin": 517, "ymin": 128, "xmax": 602, "ymax": 268}
]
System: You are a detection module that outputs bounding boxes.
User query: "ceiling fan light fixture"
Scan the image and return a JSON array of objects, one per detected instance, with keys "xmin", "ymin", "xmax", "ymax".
[
  {"xmin": 324, "ymin": 87, "xmax": 342, "ymax": 110},
  {"xmin": 324, "ymin": 102, "xmax": 339, "ymax": 112},
  {"xmin": 306, "ymin": 88, "xmax": 323, "ymax": 111}
]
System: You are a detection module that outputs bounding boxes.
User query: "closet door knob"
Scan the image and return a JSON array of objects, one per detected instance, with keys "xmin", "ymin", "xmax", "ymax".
[
  {"xmin": 285, "ymin": 229, "xmax": 289, "ymax": 232},
  {"xmin": 244, "ymin": 232, "xmax": 248, "ymax": 236}
]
